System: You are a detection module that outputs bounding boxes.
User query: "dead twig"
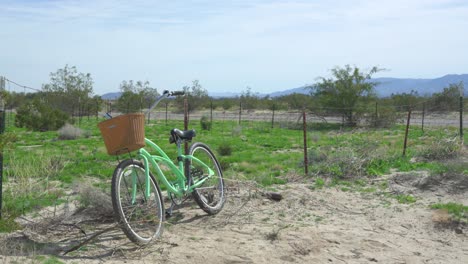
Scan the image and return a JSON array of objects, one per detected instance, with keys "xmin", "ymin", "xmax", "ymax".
[{"xmin": 62, "ymin": 223, "xmax": 119, "ymax": 255}]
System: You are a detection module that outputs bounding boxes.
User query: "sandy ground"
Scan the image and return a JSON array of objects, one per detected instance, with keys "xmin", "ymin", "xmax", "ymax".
[{"xmin": 0, "ymin": 173, "xmax": 467, "ymax": 264}]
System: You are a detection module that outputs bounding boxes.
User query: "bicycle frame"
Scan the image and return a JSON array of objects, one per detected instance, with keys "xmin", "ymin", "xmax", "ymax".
[
  {"xmin": 115, "ymin": 90, "xmax": 214, "ymax": 202},
  {"xmin": 135, "ymin": 138, "xmax": 215, "ymax": 199}
]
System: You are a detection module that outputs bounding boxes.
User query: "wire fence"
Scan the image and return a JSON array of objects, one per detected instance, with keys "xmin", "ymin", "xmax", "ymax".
[{"xmin": 0, "ymin": 76, "xmax": 466, "ymax": 223}]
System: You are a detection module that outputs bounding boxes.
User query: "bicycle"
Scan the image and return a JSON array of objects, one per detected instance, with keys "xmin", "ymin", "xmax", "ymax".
[{"xmin": 98, "ymin": 90, "xmax": 226, "ymax": 245}]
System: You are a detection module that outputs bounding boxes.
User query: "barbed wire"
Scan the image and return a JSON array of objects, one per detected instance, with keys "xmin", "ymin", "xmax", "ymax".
[
  {"xmin": 4, "ymin": 77, "xmax": 41, "ymax": 92},
  {"xmin": 1, "ymin": 76, "xmax": 464, "ymax": 113}
]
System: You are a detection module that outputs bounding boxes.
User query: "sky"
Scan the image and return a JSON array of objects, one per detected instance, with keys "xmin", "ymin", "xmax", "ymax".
[{"xmin": 1, "ymin": 0, "xmax": 468, "ymax": 95}]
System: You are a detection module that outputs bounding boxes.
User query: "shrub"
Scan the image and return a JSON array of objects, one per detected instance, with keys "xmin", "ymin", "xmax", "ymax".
[
  {"xmin": 58, "ymin": 124, "xmax": 84, "ymax": 140},
  {"xmin": 15, "ymin": 99, "xmax": 70, "ymax": 131},
  {"xmin": 200, "ymin": 115, "xmax": 212, "ymax": 130},
  {"xmin": 367, "ymin": 106, "xmax": 398, "ymax": 128},
  {"xmin": 218, "ymin": 142, "xmax": 233, "ymax": 156},
  {"xmin": 418, "ymin": 138, "xmax": 461, "ymax": 160},
  {"xmin": 0, "ymin": 133, "xmax": 16, "ymax": 152}
]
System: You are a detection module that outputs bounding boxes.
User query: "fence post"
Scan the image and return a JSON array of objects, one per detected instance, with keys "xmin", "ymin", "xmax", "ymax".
[
  {"xmin": 0, "ymin": 110, "xmax": 4, "ymax": 219},
  {"xmin": 165, "ymin": 102, "xmax": 168, "ymax": 125},
  {"xmin": 147, "ymin": 102, "xmax": 151, "ymax": 124},
  {"xmin": 96, "ymin": 100, "xmax": 99, "ymax": 121},
  {"xmin": 403, "ymin": 110, "xmax": 412, "ymax": 156},
  {"xmin": 184, "ymin": 98, "xmax": 189, "ymax": 154},
  {"xmin": 421, "ymin": 102, "xmax": 425, "ymax": 133},
  {"xmin": 302, "ymin": 110, "xmax": 308, "ymax": 175},
  {"xmin": 210, "ymin": 101, "xmax": 213, "ymax": 127},
  {"xmin": 460, "ymin": 89, "xmax": 464, "ymax": 143},
  {"xmin": 238, "ymin": 101, "xmax": 242, "ymax": 125},
  {"xmin": 271, "ymin": 104, "xmax": 275, "ymax": 129},
  {"xmin": 375, "ymin": 102, "xmax": 378, "ymax": 127},
  {"xmin": 0, "ymin": 76, "xmax": 5, "ymax": 218}
]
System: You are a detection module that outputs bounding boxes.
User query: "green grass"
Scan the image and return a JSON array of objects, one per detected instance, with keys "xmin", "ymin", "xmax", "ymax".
[
  {"xmin": 395, "ymin": 194, "xmax": 417, "ymax": 204},
  {"xmin": 430, "ymin": 202, "xmax": 468, "ymax": 222},
  {"xmin": 1, "ymin": 113, "xmax": 465, "ymax": 232}
]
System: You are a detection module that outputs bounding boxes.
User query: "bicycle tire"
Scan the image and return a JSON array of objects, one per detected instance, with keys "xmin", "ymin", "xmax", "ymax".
[
  {"xmin": 188, "ymin": 142, "xmax": 226, "ymax": 215},
  {"xmin": 111, "ymin": 159, "xmax": 165, "ymax": 245}
]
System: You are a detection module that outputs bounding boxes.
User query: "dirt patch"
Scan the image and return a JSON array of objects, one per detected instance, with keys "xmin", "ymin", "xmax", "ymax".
[
  {"xmin": 0, "ymin": 178, "xmax": 467, "ymax": 263},
  {"xmin": 390, "ymin": 171, "xmax": 468, "ymax": 194}
]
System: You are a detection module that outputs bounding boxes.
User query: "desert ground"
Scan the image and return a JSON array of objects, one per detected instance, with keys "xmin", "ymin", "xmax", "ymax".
[{"xmin": 0, "ymin": 171, "xmax": 467, "ymax": 264}]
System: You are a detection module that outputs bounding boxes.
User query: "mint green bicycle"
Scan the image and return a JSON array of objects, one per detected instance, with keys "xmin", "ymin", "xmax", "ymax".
[{"xmin": 99, "ymin": 91, "xmax": 225, "ymax": 245}]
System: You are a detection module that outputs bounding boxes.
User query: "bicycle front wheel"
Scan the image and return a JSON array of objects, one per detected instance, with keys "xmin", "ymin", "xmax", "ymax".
[
  {"xmin": 111, "ymin": 159, "xmax": 165, "ymax": 245},
  {"xmin": 188, "ymin": 142, "xmax": 226, "ymax": 215}
]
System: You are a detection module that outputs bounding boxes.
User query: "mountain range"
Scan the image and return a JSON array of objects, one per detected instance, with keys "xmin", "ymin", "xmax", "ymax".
[{"xmin": 101, "ymin": 74, "xmax": 468, "ymax": 100}]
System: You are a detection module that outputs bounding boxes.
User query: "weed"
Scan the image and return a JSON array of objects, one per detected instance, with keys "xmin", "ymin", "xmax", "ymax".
[
  {"xmin": 265, "ymin": 225, "xmax": 290, "ymax": 241},
  {"xmin": 430, "ymin": 202, "xmax": 467, "ymax": 222},
  {"xmin": 396, "ymin": 194, "xmax": 417, "ymax": 204},
  {"xmin": 312, "ymin": 177, "xmax": 325, "ymax": 189},
  {"xmin": 58, "ymin": 123, "xmax": 86, "ymax": 140},
  {"xmin": 217, "ymin": 142, "xmax": 233, "ymax": 156},
  {"xmin": 200, "ymin": 116, "xmax": 212, "ymax": 131},
  {"xmin": 231, "ymin": 126, "xmax": 242, "ymax": 136},
  {"xmin": 418, "ymin": 138, "xmax": 461, "ymax": 160}
]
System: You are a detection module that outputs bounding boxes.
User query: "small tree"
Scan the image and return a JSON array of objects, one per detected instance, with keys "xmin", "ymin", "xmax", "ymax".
[
  {"xmin": 175, "ymin": 80, "xmax": 209, "ymax": 112},
  {"xmin": 240, "ymin": 86, "xmax": 259, "ymax": 110},
  {"xmin": 431, "ymin": 82, "xmax": 463, "ymax": 112},
  {"xmin": 312, "ymin": 65, "xmax": 381, "ymax": 126},
  {"xmin": 42, "ymin": 65, "xmax": 94, "ymax": 116},
  {"xmin": 116, "ymin": 80, "xmax": 158, "ymax": 113}
]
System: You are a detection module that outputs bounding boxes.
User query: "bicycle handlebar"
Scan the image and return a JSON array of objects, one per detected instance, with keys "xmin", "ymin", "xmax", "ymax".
[
  {"xmin": 171, "ymin": 91, "xmax": 185, "ymax": 96},
  {"xmin": 104, "ymin": 90, "xmax": 185, "ymax": 119},
  {"xmin": 145, "ymin": 90, "xmax": 185, "ymax": 115}
]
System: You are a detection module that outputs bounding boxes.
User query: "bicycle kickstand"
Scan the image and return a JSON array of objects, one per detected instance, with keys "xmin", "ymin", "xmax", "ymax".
[{"xmin": 165, "ymin": 201, "xmax": 176, "ymax": 218}]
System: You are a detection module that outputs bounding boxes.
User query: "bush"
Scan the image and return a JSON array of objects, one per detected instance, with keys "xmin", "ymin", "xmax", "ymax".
[
  {"xmin": 15, "ymin": 99, "xmax": 70, "ymax": 131},
  {"xmin": 418, "ymin": 138, "xmax": 461, "ymax": 160},
  {"xmin": 367, "ymin": 106, "xmax": 398, "ymax": 128},
  {"xmin": 58, "ymin": 124, "xmax": 84, "ymax": 140},
  {"xmin": 200, "ymin": 115, "xmax": 212, "ymax": 130},
  {"xmin": 0, "ymin": 133, "xmax": 16, "ymax": 152},
  {"xmin": 218, "ymin": 142, "xmax": 233, "ymax": 156}
]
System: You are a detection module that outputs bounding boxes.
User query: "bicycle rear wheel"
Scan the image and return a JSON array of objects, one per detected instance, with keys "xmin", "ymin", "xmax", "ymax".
[
  {"xmin": 188, "ymin": 142, "xmax": 225, "ymax": 215},
  {"xmin": 111, "ymin": 159, "xmax": 164, "ymax": 245}
]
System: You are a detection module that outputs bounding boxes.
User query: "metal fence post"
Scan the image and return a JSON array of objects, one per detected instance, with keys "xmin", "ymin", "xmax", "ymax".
[
  {"xmin": 0, "ymin": 76, "xmax": 5, "ymax": 218},
  {"xmin": 421, "ymin": 102, "xmax": 425, "ymax": 133},
  {"xmin": 403, "ymin": 110, "xmax": 412, "ymax": 156},
  {"xmin": 302, "ymin": 110, "xmax": 308, "ymax": 175},
  {"xmin": 238, "ymin": 101, "xmax": 242, "ymax": 125},
  {"xmin": 460, "ymin": 89, "xmax": 464, "ymax": 143}
]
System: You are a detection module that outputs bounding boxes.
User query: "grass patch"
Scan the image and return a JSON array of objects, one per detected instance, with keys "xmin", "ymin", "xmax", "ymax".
[
  {"xmin": 395, "ymin": 194, "xmax": 417, "ymax": 204},
  {"xmin": 2, "ymin": 115, "xmax": 462, "ymax": 229},
  {"xmin": 430, "ymin": 202, "xmax": 467, "ymax": 222}
]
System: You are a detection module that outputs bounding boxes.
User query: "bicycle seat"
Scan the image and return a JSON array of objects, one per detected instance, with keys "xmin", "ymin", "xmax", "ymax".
[{"xmin": 169, "ymin": 128, "xmax": 196, "ymax": 143}]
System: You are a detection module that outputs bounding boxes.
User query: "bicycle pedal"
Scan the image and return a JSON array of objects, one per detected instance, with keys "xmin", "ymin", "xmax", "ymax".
[{"xmin": 165, "ymin": 210, "xmax": 173, "ymax": 218}]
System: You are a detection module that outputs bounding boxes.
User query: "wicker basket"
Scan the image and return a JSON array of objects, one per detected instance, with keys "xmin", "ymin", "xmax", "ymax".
[{"xmin": 98, "ymin": 113, "xmax": 145, "ymax": 155}]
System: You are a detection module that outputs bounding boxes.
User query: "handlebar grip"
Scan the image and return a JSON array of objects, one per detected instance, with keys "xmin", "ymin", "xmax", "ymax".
[{"xmin": 171, "ymin": 91, "xmax": 185, "ymax": 96}]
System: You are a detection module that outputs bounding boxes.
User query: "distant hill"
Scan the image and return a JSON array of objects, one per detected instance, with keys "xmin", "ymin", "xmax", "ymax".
[
  {"xmin": 269, "ymin": 86, "xmax": 309, "ymax": 97},
  {"xmin": 268, "ymin": 74, "xmax": 468, "ymax": 98},
  {"xmin": 100, "ymin": 74, "xmax": 467, "ymax": 99},
  {"xmin": 372, "ymin": 74, "xmax": 468, "ymax": 97},
  {"xmin": 101, "ymin": 92, "xmax": 122, "ymax": 100}
]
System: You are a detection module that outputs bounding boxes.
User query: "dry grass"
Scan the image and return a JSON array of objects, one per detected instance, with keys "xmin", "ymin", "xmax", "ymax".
[{"xmin": 57, "ymin": 123, "xmax": 86, "ymax": 140}]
